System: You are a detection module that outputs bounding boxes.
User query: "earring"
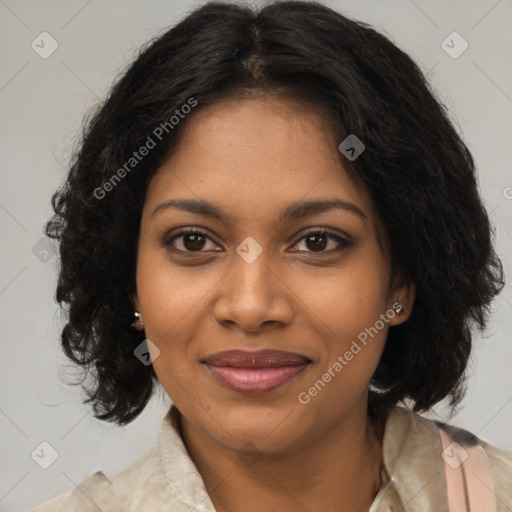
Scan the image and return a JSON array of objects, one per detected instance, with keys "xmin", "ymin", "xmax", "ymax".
[
  {"xmin": 132, "ymin": 311, "xmax": 144, "ymax": 331},
  {"xmin": 393, "ymin": 303, "xmax": 404, "ymax": 315}
]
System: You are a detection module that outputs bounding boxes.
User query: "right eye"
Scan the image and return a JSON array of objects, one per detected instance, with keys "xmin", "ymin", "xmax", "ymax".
[{"xmin": 162, "ymin": 229, "xmax": 222, "ymax": 253}]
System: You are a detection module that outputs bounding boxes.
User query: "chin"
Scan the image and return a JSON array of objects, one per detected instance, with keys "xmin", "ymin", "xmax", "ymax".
[{"xmin": 201, "ymin": 399, "xmax": 306, "ymax": 452}]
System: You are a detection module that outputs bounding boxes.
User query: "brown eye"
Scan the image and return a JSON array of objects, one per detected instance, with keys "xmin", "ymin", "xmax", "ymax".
[
  {"xmin": 182, "ymin": 233, "xmax": 206, "ymax": 251},
  {"xmin": 162, "ymin": 230, "xmax": 219, "ymax": 253},
  {"xmin": 292, "ymin": 230, "xmax": 352, "ymax": 254},
  {"xmin": 304, "ymin": 234, "xmax": 328, "ymax": 251}
]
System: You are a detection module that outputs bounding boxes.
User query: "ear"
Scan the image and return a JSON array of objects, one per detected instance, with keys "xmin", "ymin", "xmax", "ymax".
[{"xmin": 387, "ymin": 279, "xmax": 415, "ymax": 327}]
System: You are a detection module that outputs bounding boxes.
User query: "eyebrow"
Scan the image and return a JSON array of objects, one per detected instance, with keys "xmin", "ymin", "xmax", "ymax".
[{"xmin": 150, "ymin": 198, "xmax": 367, "ymax": 222}]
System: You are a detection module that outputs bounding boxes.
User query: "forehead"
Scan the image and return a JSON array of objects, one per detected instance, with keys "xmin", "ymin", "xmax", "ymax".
[{"xmin": 144, "ymin": 95, "xmax": 374, "ymax": 225}]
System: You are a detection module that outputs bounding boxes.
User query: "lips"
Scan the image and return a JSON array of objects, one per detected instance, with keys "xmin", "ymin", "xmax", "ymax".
[
  {"xmin": 203, "ymin": 349, "xmax": 310, "ymax": 368},
  {"xmin": 202, "ymin": 349, "xmax": 311, "ymax": 394}
]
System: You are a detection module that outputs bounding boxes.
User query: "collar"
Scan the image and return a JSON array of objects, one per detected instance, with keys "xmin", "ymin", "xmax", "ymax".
[
  {"xmin": 158, "ymin": 406, "xmax": 217, "ymax": 512},
  {"xmin": 372, "ymin": 406, "xmax": 449, "ymax": 511}
]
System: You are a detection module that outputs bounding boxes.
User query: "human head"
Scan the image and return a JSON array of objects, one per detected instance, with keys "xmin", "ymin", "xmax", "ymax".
[{"xmin": 46, "ymin": 0, "xmax": 503, "ymax": 426}]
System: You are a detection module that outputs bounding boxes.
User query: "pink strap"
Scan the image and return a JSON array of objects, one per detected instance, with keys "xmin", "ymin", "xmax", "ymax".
[{"xmin": 439, "ymin": 426, "xmax": 497, "ymax": 511}]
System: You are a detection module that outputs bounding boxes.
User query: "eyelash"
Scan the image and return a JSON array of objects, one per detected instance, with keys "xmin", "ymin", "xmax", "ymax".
[{"xmin": 162, "ymin": 228, "xmax": 352, "ymax": 255}]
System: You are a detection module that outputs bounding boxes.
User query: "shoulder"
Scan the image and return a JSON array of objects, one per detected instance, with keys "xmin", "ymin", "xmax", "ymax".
[
  {"xmin": 432, "ymin": 414, "xmax": 512, "ymax": 499},
  {"xmin": 476, "ymin": 437, "xmax": 512, "ymax": 509},
  {"xmin": 30, "ymin": 446, "xmax": 160, "ymax": 512},
  {"xmin": 31, "ymin": 405, "xmax": 214, "ymax": 512},
  {"xmin": 383, "ymin": 406, "xmax": 512, "ymax": 511}
]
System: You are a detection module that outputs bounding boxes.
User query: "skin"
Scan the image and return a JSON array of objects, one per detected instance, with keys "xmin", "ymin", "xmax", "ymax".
[{"xmin": 132, "ymin": 94, "xmax": 415, "ymax": 512}]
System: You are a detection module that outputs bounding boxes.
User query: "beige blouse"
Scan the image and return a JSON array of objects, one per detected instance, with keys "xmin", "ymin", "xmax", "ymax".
[{"xmin": 31, "ymin": 405, "xmax": 512, "ymax": 511}]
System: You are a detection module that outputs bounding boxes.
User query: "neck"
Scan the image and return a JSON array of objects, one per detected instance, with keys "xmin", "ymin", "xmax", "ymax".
[{"xmin": 178, "ymin": 402, "xmax": 387, "ymax": 512}]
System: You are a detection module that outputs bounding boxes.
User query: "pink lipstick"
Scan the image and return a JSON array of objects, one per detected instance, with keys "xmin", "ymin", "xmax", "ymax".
[{"xmin": 202, "ymin": 349, "xmax": 310, "ymax": 394}]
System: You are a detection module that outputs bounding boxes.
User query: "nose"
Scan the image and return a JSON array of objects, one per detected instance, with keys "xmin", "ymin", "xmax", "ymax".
[{"xmin": 213, "ymin": 247, "xmax": 295, "ymax": 333}]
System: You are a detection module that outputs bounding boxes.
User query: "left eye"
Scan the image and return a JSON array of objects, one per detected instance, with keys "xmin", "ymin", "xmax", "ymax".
[{"xmin": 292, "ymin": 231, "xmax": 352, "ymax": 253}]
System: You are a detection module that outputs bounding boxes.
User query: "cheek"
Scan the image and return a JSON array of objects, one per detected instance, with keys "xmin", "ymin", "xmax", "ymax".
[
  {"xmin": 299, "ymin": 248, "xmax": 391, "ymax": 388},
  {"xmin": 136, "ymin": 241, "xmax": 217, "ymax": 334},
  {"xmin": 134, "ymin": 247, "xmax": 197, "ymax": 374},
  {"xmin": 134, "ymin": 241, "xmax": 233, "ymax": 402},
  {"xmin": 299, "ymin": 248, "xmax": 390, "ymax": 335}
]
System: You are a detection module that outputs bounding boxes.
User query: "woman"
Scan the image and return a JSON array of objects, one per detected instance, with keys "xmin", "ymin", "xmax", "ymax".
[{"xmin": 32, "ymin": 1, "xmax": 511, "ymax": 511}]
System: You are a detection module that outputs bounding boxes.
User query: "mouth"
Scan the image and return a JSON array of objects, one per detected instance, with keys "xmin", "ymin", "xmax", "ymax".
[{"xmin": 202, "ymin": 349, "xmax": 311, "ymax": 394}]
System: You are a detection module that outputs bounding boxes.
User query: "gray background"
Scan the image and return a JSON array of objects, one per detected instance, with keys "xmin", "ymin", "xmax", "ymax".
[{"xmin": 0, "ymin": 0, "xmax": 511, "ymax": 510}]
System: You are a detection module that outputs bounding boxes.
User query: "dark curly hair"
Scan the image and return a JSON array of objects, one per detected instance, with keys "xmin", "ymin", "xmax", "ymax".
[{"xmin": 45, "ymin": 0, "xmax": 504, "ymax": 425}]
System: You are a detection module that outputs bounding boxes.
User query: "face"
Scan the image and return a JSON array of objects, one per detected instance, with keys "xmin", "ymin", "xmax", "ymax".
[{"xmin": 133, "ymin": 95, "xmax": 413, "ymax": 454}]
